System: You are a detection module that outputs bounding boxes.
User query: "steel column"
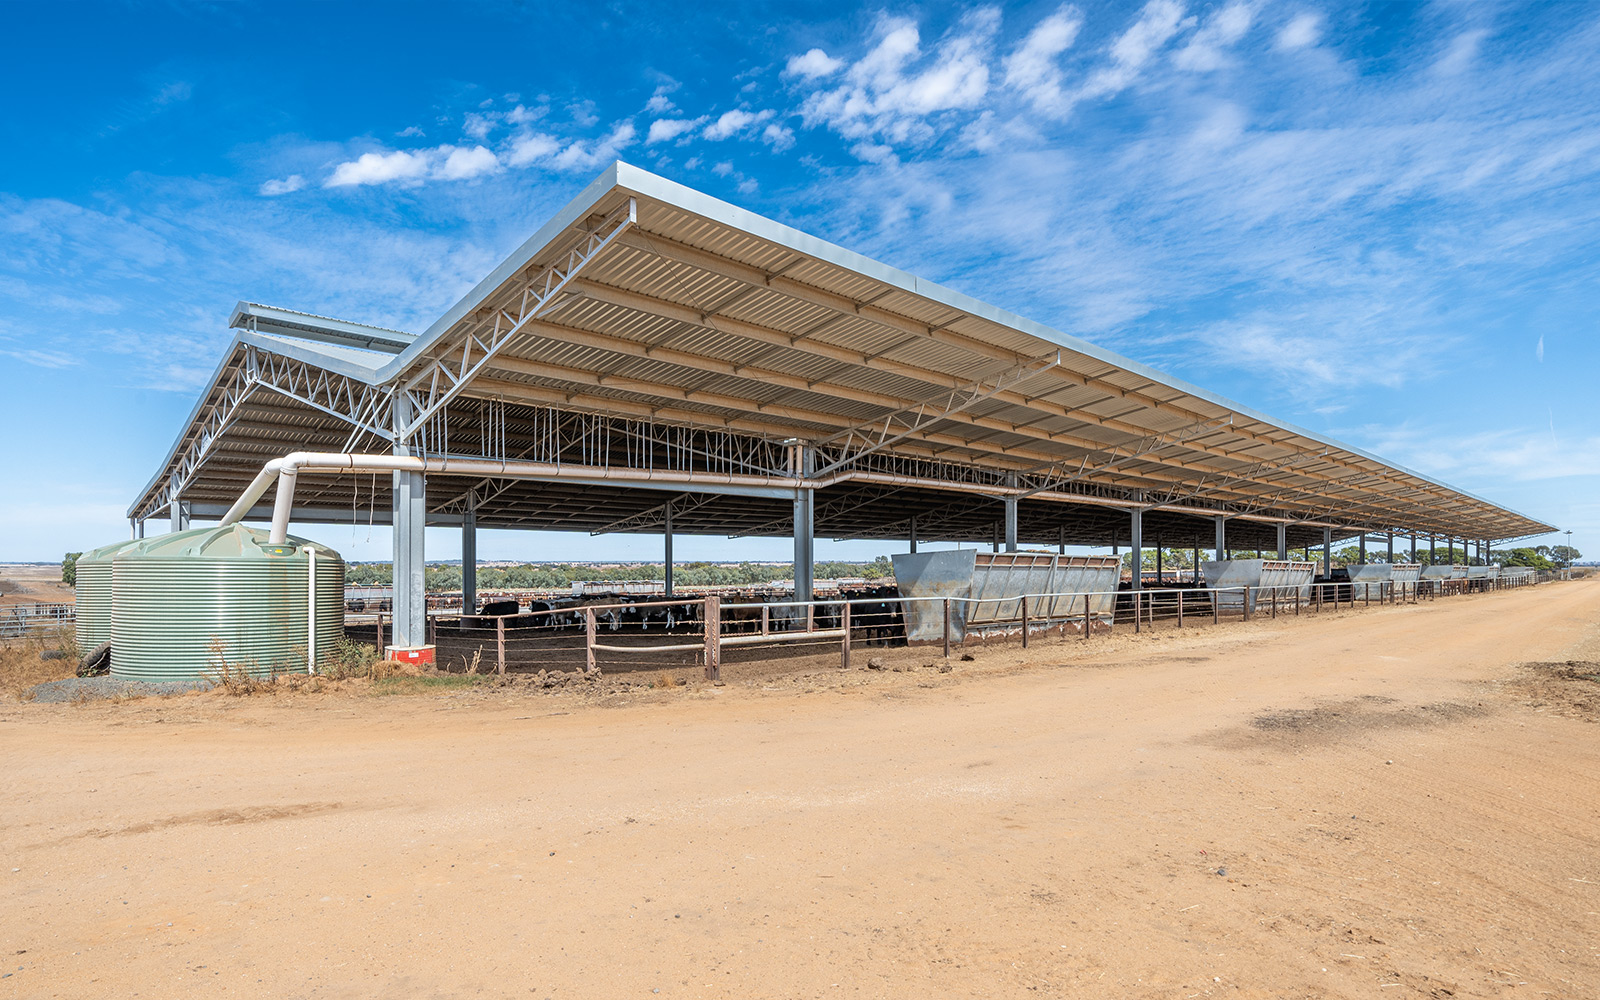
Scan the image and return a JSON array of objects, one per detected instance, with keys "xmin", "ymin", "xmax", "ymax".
[
  {"xmin": 1130, "ymin": 504, "xmax": 1143, "ymax": 592},
  {"xmin": 664, "ymin": 501, "xmax": 674, "ymax": 597},
  {"xmin": 1276, "ymin": 522, "xmax": 1287, "ymax": 560},
  {"xmin": 1003, "ymin": 493, "xmax": 1018, "ymax": 553},
  {"xmin": 1430, "ymin": 534, "xmax": 1437, "ymax": 564},
  {"xmin": 1387, "ymin": 533, "xmax": 1394, "ymax": 563},
  {"xmin": 392, "ymin": 396, "xmax": 427, "ymax": 650},
  {"xmin": 1359, "ymin": 533, "xmax": 1367, "ymax": 565},
  {"xmin": 1215, "ymin": 515, "xmax": 1226, "ymax": 561},
  {"xmin": 461, "ymin": 496, "xmax": 477, "ymax": 615},
  {"xmin": 1322, "ymin": 527, "xmax": 1332, "ymax": 576},
  {"xmin": 169, "ymin": 499, "xmax": 190, "ymax": 534},
  {"xmin": 1057, "ymin": 524, "xmax": 1065, "ymax": 555},
  {"xmin": 909, "ymin": 514, "xmax": 917, "ymax": 555}
]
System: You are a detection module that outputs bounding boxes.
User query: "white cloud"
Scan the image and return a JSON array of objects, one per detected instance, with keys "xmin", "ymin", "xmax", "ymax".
[
  {"xmin": 506, "ymin": 104, "xmax": 544, "ymax": 125},
  {"xmin": 762, "ymin": 123, "xmax": 796, "ymax": 151},
  {"xmin": 737, "ymin": 177, "xmax": 758, "ymax": 194},
  {"xmin": 646, "ymin": 117, "xmax": 706, "ymax": 144},
  {"xmin": 259, "ymin": 174, "xmax": 306, "ymax": 196},
  {"xmin": 1536, "ymin": 334, "xmax": 1545, "ymax": 363},
  {"xmin": 1078, "ymin": 0, "xmax": 1192, "ymax": 102},
  {"xmin": 1173, "ymin": 2, "xmax": 1253, "ymax": 71},
  {"xmin": 851, "ymin": 141, "xmax": 898, "ymax": 164},
  {"xmin": 506, "ymin": 133, "xmax": 560, "ymax": 167},
  {"xmin": 1434, "ymin": 29, "xmax": 1488, "ymax": 77},
  {"xmin": 645, "ymin": 80, "xmax": 680, "ymax": 114},
  {"xmin": 551, "ymin": 121, "xmax": 637, "ymax": 171},
  {"xmin": 1002, "ymin": 5, "xmax": 1084, "ymax": 113},
  {"xmin": 435, "ymin": 144, "xmax": 499, "ymax": 180},
  {"xmin": 786, "ymin": 48, "xmax": 844, "ymax": 80},
  {"xmin": 796, "ymin": 10, "xmax": 999, "ymax": 157},
  {"xmin": 463, "ymin": 113, "xmax": 494, "ymax": 140},
  {"xmin": 396, "ymin": 125, "xmax": 425, "ymax": 138},
  {"xmin": 703, "ymin": 108, "xmax": 775, "ymax": 140},
  {"xmin": 712, "ymin": 161, "xmax": 733, "ymax": 176},
  {"xmin": 325, "ymin": 149, "xmax": 431, "ymax": 187},
  {"xmin": 1276, "ymin": 12, "xmax": 1321, "ymax": 51}
]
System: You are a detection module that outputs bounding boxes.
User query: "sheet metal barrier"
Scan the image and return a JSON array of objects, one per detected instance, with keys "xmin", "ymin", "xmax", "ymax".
[{"xmin": 1202, "ymin": 560, "xmax": 1316, "ymax": 613}]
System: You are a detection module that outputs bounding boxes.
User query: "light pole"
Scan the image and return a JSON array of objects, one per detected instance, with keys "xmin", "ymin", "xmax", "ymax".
[{"xmin": 1565, "ymin": 529, "xmax": 1574, "ymax": 578}]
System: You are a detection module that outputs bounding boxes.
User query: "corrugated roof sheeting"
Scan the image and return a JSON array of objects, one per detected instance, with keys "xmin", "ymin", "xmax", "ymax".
[{"xmin": 130, "ymin": 164, "xmax": 1552, "ymax": 541}]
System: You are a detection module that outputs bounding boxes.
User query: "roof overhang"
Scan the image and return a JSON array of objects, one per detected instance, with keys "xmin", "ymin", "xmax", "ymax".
[{"xmin": 130, "ymin": 161, "xmax": 1556, "ymax": 546}]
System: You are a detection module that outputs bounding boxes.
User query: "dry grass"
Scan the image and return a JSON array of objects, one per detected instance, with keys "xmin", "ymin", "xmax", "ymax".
[{"xmin": 1, "ymin": 628, "xmax": 80, "ymax": 700}]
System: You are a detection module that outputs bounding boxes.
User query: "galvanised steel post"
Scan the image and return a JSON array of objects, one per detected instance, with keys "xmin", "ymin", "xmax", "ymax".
[
  {"xmin": 1215, "ymin": 515, "xmax": 1226, "ymax": 562},
  {"xmin": 1276, "ymin": 522, "xmax": 1287, "ymax": 560},
  {"xmin": 392, "ymin": 393, "xmax": 427, "ymax": 650},
  {"xmin": 1322, "ymin": 527, "xmax": 1332, "ymax": 577},
  {"xmin": 1130, "ymin": 501, "xmax": 1143, "ymax": 593},
  {"xmin": 664, "ymin": 501, "xmax": 674, "ymax": 597},
  {"xmin": 792, "ymin": 446, "xmax": 814, "ymax": 604},
  {"xmin": 462, "ymin": 494, "xmax": 477, "ymax": 615}
]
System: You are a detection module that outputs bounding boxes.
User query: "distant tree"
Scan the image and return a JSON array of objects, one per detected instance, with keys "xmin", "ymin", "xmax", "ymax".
[
  {"xmin": 1550, "ymin": 545, "xmax": 1582, "ymax": 567},
  {"xmin": 62, "ymin": 552, "xmax": 81, "ymax": 587}
]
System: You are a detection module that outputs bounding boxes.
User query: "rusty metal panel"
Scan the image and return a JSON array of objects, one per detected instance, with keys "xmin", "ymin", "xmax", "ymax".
[{"xmin": 891, "ymin": 550, "xmax": 976, "ymax": 644}]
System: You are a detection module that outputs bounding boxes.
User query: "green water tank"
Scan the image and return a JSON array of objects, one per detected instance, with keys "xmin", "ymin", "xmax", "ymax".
[
  {"xmin": 109, "ymin": 525, "xmax": 344, "ymax": 681},
  {"xmin": 73, "ymin": 538, "xmax": 143, "ymax": 655}
]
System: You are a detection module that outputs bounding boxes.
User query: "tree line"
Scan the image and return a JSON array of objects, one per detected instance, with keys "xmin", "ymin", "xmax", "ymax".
[{"xmin": 345, "ymin": 555, "xmax": 897, "ymax": 591}]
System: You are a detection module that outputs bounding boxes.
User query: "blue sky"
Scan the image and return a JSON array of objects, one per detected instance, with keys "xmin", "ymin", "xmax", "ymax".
[{"xmin": 4, "ymin": 0, "xmax": 1597, "ymax": 565}]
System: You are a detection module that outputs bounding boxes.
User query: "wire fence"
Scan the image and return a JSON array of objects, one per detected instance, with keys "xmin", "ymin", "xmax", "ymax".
[{"xmin": 343, "ymin": 568, "xmax": 1557, "ymax": 680}]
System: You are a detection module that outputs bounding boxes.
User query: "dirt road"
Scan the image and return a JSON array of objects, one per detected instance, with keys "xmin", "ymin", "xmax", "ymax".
[{"xmin": 4, "ymin": 583, "xmax": 1598, "ymax": 998}]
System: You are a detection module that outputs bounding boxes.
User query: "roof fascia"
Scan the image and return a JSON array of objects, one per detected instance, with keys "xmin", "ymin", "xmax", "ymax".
[{"xmin": 230, "ymin": 301, "xmax": 414, "ymax": 353}]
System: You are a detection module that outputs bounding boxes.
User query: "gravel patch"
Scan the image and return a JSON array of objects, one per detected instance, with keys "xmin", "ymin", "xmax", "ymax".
[{"xmin": 28, "ymin": 676, "xmax": 214, "ymax": 703}]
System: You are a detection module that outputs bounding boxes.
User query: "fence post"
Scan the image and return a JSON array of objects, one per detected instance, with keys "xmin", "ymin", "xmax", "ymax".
[
  {"xmin": 583, "ymin": 608, "xmax": 595, "ymax": 673},
  {"xmin": 1021, "ymin": 595, "xmax": 1029, "ymax": 649},
  {"xmin": 943, "ymin": 598, "xmax": 952, "ymax": 658},
  {"xmin": 377, "ymin": 612, "xmax": 384, "ymax": 649},
  {"xmin": 761, "ymin": 604, "xmax": 770, "ymax": 636},
  {"xmin": 841, "ymin": 601, "xmax": 851, "ymax": 670},
  {"xmin": 1243, "ymin": 587, "xmax": 1251, "ymax": 622},
  {"xmin": 1212, "ymin": 588, "xmax": 1219, "ymax": 625},
  {"xmin": 1271, "ymin": 587, "xmax": 1278, "ymax": 619},
  {"xmin": 1084, "ymin": 596, "xmax": 1091, "ymax": 641},
  {"xmin": 497, "ymin": 616, "xmax": 507, "ymax": 675},
  {"xmin": 1177, "ymin": 590, "xmax": 1183, "ymax": 628},
  {"xmin": 806, "ymin": 602, "xmax": 814, "ymax": 634},
  {"xmin": 1133, "ymin": 591, "xmax": 1141, "ymax": 634},
  {"xmin": 703, "ymin": 595, "xmax": 721, "ymax": 683}
]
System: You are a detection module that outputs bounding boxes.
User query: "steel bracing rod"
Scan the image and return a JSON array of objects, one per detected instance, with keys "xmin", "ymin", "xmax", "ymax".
[
  {"xmin": 429, "ymin": 410, "xmax": 793, "ymax": 516},
  {"xmin": 135, "ymin": 344, "xmax": 401, "ymax": 520},
  {"xmin": 592, "ymin": 492, "xmax": 720, "ymax": 535},
  {"xmin": 394, "ymin": 198, "xmax": 636, "ymax": 440},
  {"xmin": 610, "ymin": 226, "xmax": 1502, "ymax": 519},
  {"xmin": 808, "ymin": 352, "xmax": 1062, "ymax": 478},
  {"xmin": 458, "ymin": 380, "xmax": 1503, "ymax": 537},
  {"xmin": 562, "ymin": 276, "xmax": 1534, "ymax": 535},
  {"xmin": 1012, "ymin": 416, "xmax": 1232, "ymax": 500}
]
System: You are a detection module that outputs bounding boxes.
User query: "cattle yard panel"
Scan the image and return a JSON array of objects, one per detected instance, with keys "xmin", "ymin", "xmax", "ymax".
[
  {"xmin": 345, "ymin": 569, "xmax": 1555, "ymax": 676},
  {"xmin": 0, "ymin": 602, "xmax": 75, "ymax": 640}
]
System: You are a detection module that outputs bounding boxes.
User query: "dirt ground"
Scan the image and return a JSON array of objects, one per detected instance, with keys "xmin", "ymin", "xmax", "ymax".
[
  {"xmin": 0, "ymin": 563, "xmax": 74, "ymax": 606},
  {"xmin": 3, "ymin": 583, "xmax": 1599, "ymax": 999}
]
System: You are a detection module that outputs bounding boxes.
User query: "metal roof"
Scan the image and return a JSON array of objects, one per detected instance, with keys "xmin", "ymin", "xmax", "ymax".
[{"xmin": 130, "ymin": 161, "xmax": 1553, "ymax": 546}]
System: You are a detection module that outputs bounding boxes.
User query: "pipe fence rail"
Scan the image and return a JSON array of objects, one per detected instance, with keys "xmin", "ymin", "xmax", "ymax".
[
  {"xmin": 344, "ymin": 568, "xmax": 1557, "ymax": 680},
  {"xmin": 0, "ymin": 603, "xmax": 74, "ymax": 640}
]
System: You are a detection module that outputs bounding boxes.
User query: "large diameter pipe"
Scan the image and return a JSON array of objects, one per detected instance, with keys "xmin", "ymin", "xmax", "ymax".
[{"xmin": 218, "ymin": 451, "xmax": 1355, "ymax": 547}]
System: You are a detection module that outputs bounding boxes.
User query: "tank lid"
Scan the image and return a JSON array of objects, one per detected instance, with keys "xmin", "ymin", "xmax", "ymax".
[
  {"xmin": 113, "ymin": 523, "xmax": 340, "ymax": 562},
  {"xmin": 76, "ymin": 538, "xmax": 146, "ymax": 565}
]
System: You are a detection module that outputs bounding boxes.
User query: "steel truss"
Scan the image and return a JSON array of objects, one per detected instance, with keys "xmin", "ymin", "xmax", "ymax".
[{"xmin": 389, "ymin": 198, "xmax": 637, "ymax": 440}]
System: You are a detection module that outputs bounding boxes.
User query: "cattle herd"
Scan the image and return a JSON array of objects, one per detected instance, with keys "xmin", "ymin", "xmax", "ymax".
[{"xmin": 348, "ymin": 586, "xmax": 908, "ymax": 646}]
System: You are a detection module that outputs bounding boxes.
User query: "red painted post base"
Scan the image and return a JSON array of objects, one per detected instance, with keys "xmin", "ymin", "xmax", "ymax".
[{"xmin": 385, "ymin": 645, "xmax": 436, "ymax": 665}]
